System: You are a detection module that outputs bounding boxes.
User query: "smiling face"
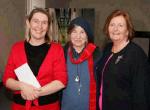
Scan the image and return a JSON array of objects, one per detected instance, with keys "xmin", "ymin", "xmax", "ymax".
[
  {"xmin": 70, "ymin": 25, "xmax": 88, "ymax": 52},
  {"xmin": 26, "ymin": 12, "xmax": 49, "ymax": 45},
  {"xmin": 108, "ymin": 15, "xmax": 129, "ymax": 43}
]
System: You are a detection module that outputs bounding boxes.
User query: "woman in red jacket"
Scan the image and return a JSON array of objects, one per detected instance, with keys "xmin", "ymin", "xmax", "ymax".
[{"xmin": 3, "ymin": 8, "xmax": 67, "ymax": 110}]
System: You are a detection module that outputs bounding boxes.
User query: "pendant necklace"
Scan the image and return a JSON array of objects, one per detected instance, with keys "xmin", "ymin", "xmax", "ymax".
[
  {"xmin": 74, "ymin": 64, "xmax": 82, "ymax": 95},
  {"xmin": 74, "ymin": 64, "xmax": 80, "ymax": 82},
  {"xmin": 75, "ymin": 75, "xmax": 80, "ymax": 82}
]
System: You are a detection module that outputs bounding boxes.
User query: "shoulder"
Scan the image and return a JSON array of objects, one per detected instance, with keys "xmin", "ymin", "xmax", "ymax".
[
  {"xmin": 127, "ymin": 42, "xmax": 149, "ymax": 66},
  {"xmin": 12, "ymin": 41, "xmax": 24, "ymax": 47},
  {"xmin": 51, "ymin": 42, "xmax": 62, "ymax": 48},
  {"xmin": 129, "ymin": 42, "xmax": 144, "ymax": 51},
  {"xmin": 50, "ymin": 42, "xmax": 64, "ymax": 54},
  {"xmin": 128, "ymin": 41, "xmax": 147, "ymax": 57},
  {"xmin": 11, "ymin": 41, "xmax": 24, "ymax": 51}
]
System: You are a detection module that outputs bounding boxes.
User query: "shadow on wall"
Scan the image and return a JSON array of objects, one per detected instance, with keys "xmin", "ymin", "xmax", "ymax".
[{"xmin": 134, "ymin": 31, "xmax": 150, "ymax": 62}]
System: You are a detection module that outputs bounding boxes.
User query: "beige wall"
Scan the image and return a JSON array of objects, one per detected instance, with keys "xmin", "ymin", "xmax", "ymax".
[
  {"xmin": 0, "ymin": 0, "xmax": 25, "ymax": 77},
  {"xmin": 0, "ymin": 0, "xmax": 149, "ymax": 80},
  {"xmin": 69, "ymin": 0, "xmax": 150, "ymax": 49},
  {"xmin": 46, "ymin": 0, "xmax": 69, "ymax": 8}
]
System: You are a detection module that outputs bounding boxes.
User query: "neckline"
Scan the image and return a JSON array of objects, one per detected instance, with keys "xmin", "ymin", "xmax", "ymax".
[
  {"xmin": 25, "ymin": 40, "xmax": 48, "ymax": 48},
  {"xmin": 23, "ymin": 41, "xmax": 51, "ymax": 78},
  {"xmin": 111, "ymin": 41, "xmax": 130, "ymax": 55},
  {"xmin": 25, "ymin": 40, "xmax": 47, "ymax": 47}
]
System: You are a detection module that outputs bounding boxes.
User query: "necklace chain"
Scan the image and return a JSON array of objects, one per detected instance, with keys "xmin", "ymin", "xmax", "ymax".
[{"xmin": 74, "ymin": 64, "xmax": 82, "ymax": 95}]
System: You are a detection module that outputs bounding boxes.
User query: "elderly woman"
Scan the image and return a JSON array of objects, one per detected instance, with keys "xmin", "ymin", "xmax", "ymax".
[
  {"xmin": 99, "ymin": 9, "xmax": 150, "ymax": 110},
  {"xmin": 61, "ymin": 17, "xmax": 102, "ymax": 110}
]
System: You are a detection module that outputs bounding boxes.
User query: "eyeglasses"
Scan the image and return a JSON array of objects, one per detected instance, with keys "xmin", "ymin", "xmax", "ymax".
[{"xmin": 31, "ymin": 19, "xmax": 48, "ymax": 25}]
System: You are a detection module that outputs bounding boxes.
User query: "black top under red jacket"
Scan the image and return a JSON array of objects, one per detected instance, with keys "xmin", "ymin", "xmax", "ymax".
[{"xmin": 3, "ymin": 41, "xmax": 67, "ymax": 110}]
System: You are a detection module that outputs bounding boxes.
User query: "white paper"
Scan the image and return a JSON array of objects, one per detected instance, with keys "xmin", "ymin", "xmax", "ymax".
[{"xmin": 14, "ymin": 63, "xmax": 41, "ymax": 88}]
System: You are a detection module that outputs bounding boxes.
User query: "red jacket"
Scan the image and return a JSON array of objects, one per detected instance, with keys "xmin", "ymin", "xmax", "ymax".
[{"xmin": 3, "ymin": 41, "xmax": 67, "ymax": 110}]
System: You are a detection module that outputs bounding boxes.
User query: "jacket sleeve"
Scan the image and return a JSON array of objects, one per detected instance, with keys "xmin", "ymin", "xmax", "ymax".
[
  {"xmin": 131, "ymin": 48, "xmax": 150, "ymax": 110},
  {"xmin": 2, "ymin": 45, "xmax": 17, "ymax": 86},
  {"xmin": 52, "ymin": 43, "xmax": 68, "ymax": 86}
]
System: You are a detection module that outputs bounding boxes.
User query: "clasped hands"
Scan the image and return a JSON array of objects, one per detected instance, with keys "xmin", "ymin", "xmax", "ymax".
[{"xmin": 20, "ymin": 82, "xmax": 41, "ymax": 100}]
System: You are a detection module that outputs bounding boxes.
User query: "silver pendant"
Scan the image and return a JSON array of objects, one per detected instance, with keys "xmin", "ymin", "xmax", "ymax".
[
  {"xmin": 75, "ymin": 75, "xmax": 80, "ymax": 82},
  {"xmin": 78, "ymin": 88, "xmax": 81, "ymax": 95}
]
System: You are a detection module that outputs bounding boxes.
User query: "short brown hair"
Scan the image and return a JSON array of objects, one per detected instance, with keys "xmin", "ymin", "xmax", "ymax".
[{"xmin": 103, "ymin": 9, "xmax": 135, "ymax": 40}]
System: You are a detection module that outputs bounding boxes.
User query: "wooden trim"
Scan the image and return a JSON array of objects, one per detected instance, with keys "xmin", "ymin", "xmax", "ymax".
[{"xmin": 135, "ymin": 31, "xmax": 150, "ymax": 38}]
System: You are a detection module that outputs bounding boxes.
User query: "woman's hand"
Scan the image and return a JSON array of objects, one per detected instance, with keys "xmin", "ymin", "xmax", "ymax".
[{"xmin": 20, "ymin": 82, "xmax": 40, "ymax": 100}]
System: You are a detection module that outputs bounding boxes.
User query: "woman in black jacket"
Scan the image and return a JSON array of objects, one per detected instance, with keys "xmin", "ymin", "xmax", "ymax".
[{"xmin": 99, "ymin": 9, "xmax": 150, "ymax": 110}]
